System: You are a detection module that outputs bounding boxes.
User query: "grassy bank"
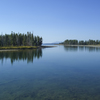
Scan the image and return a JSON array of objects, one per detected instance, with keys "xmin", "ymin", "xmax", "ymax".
[
  {"xmin": 0, "ymin": 46, "xmax": 56, "ymax": 51},
  {"xmin": 0, "ymin": 46, "xmax": 39, "ymax": 50}
]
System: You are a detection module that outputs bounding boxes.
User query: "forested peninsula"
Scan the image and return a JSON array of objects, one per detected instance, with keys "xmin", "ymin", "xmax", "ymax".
[
  {"xmin": 0, "ymin": 31, "xmax": 42, "ymax": 50},
  {"xmin": 60, "ymin": 39, "xmax": 100, "ymax": 45}
]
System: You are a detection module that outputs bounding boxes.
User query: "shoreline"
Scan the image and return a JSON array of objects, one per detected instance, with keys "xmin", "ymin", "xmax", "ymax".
[
  {"xmin": 0, "ymin": 46, "xmax": 56, "ymax": 52},
  {"xmin": 58, "ymin": 44, "xmax": 100, "ymax": 47}
]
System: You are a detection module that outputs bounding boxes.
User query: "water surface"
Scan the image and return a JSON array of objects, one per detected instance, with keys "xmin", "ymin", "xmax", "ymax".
[{"xmin": 0, "ymin": 46, "xmax": 100, "ymax": 100}]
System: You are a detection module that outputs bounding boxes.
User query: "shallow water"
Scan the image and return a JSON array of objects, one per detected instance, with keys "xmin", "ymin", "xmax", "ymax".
[{"xmin": 0, "ymin": 46, "xmax": 100, "ymax": 100}]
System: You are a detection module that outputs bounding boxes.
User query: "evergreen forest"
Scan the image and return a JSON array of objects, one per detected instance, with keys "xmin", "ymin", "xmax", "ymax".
[
  {"xmin": 0, "ymin": 31, "xmax": 42, "ymax": 46},
  {"xmin": 62, "ymin": 39, "xmax": 100, "ymax": 45}
]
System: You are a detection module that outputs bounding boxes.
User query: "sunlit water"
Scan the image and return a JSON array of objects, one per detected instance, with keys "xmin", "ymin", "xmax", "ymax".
[{"xmin": 0, "ymin": 45, "xmax": 100, "ymax": 100}]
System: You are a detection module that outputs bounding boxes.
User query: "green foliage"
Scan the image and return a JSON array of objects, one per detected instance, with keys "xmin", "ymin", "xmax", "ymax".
[
  {"xmin": 0, "ymin": 31, "xmax": 42, "ymax": 47},
  {"xmin": 64, "ymin": 39, "xmax": 78, "ymax": 45},
  {"xmin": 63, "ymin": 39, "xmax": 100, "ymax": 45}
]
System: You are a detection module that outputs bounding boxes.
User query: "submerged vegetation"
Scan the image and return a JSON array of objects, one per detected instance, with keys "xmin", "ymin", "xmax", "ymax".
[
  {"xmin": 0, "ymin": 31, "xmax": 42, "ymax": 47},
  {"xmin": 61, "ymin": 39, "xmax": 100, "ymax": 45}
]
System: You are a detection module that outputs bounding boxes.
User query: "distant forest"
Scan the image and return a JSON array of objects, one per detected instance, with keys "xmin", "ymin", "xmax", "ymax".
[
  {"xmin": 61, "ymin": 39, "xmax": 100, "ymax": 45},
  {"xmin": 0, "ymin": 32, "xmax": 42, "ymax": 46}
]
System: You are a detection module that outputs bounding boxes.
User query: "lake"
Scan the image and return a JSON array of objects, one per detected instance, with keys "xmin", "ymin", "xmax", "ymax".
[{"xmin": 0, "ymin": 45, "xmax": 100, "ymax": 100}]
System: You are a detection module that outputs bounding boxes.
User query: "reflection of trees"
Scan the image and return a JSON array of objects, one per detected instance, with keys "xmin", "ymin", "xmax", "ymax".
[
  {"xmin": 0, "ymin": 49, "xmax": 42, "ymax": 64},
  {"xmin": 64, "ymin": 46, "xmax": 100, "ymax": 52},
  {"xmin": 64, "ymin": 46, "xmax": 78, "ymax": 51},
  {"xmin": 85, "ymin": 47, "xmax": 96, "ymax": 52},
  {"xmin": 84, "ymin": 47, "xmax": 100, "ymax": 52},
  {"xmin": 79, "ymin": 46, "xmax": 85, "ymax": 51},
  {"xmin": 96, "ymin": 47, "xmax": 100, "ymax": 51}
]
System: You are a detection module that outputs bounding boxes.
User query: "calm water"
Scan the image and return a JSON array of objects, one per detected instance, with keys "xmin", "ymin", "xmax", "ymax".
[{"xmin": 0, "ymin": 45, "xmax": 100, "ymax": 100}]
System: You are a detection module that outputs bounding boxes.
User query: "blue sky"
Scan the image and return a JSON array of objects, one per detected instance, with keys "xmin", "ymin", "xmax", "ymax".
[{"xmin": 0, "ymin": 0, "xmax": 100, "ymax": 43}]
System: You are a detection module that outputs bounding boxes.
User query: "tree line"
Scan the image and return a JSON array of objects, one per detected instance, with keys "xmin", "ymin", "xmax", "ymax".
[
  {"xmin": 0, "ymin": 31, "xmax": 42, "ymax": 46},
  {"xmin": 62, "ymin": 39, "xmax": 100, "ymax": 45}
]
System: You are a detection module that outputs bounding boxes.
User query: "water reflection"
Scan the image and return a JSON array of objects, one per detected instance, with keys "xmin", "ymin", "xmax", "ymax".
[
  {"xmin": 0, "ymin": 46, "xmax": 100, "ymax": 100},
  {"xmin": 0, "ymin": 49, "xmax": 42, "ymax": 64},
  {"xmin": 79, "ymin": 46, "xmax": 85, "ymax": 51},
  {"xmin": 64, "ymin": 46, "xmax": 78, "ymax": 51},
  {"xmin": 85, "ymin": 46, "xmax": 100, "ymax": 52},
  {"xmin": 64, "ymin": 46, "xmax": 100, "ymax": 52}
]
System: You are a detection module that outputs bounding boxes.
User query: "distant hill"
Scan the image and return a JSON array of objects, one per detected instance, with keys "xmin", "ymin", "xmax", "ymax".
[
  {"xmin": 42, "ymin": 42, "xmax": 61, "ymax": 45},
  {"xmin": 42, "ymin": 41, "xmax": 63, "ymax": 45}
]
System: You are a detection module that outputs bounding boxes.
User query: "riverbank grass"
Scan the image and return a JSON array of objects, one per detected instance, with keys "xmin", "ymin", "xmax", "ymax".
[{"xmin": 0, "ymin": 46, "xmax": 39, "ymax": 50}]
